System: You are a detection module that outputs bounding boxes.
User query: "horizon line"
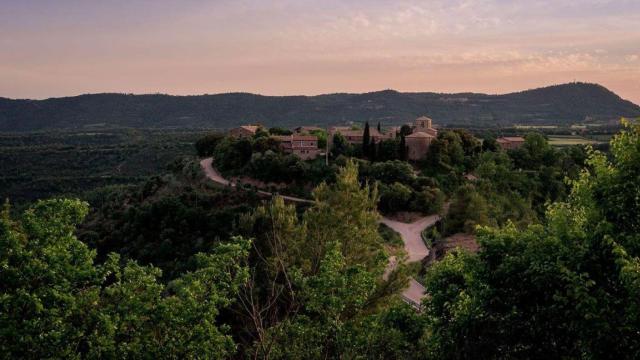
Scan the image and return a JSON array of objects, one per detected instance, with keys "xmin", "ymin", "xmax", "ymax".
[{"xmin": 4, "ymin": 81, "xmax": 638, "ymax": 106}]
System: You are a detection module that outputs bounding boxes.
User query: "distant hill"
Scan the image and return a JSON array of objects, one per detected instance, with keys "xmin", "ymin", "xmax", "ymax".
[{"xmin": 1, "ymin": 82, "xmax": 638, "ymax": 131}]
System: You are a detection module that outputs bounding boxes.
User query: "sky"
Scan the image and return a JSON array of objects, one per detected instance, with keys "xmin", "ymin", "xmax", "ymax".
[{"xmin": 1, "ymin": 0, "xmax": 639, "ymax": 104}]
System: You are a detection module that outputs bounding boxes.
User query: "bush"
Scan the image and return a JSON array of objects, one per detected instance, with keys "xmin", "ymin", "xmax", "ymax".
[
  {"xmin": 412, "ymin": 186, "xmax": 445, "ymax": 214},
  {"xmin": 378, "ymin": 223, "xmax": 403, "ymax": 247},
  {"xmin": 368, "ymin": 160, "xmax": 415, "ymax": 184},
  {"xmin": 379, "ymin": 182, "xmax": 413, "ymax": 214},
  {"xmin": 195, "ymin": 133, "xmax": 225, "ymax": 157}
]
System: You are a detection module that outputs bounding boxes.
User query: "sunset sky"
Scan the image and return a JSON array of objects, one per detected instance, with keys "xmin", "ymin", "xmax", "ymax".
[{"xmin": 1, "ymin": 0, "xmax": 639, "ymax": 104}]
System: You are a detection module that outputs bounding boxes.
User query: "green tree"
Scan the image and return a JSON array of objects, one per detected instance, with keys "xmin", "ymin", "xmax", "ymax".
[
  {"xmin": 195, "ymin": 132, "xmax": 224, "ymax": 157},
  {"xmin": 269, "ymin": 127, "xmax": 293, "ymax": 135},
  {"xmin": 379, "ymin": 182, "xmax": 413, "ymax": 213},
  {"xmin": 213, "ymin": 136, "xmax": 253, "ymax": 172},
  {"xmin": 0, "ymin": 198, "xmax": 249, "ymax": 359},
  {"xmin": 363, "ymin": 121, "xmax": 371, "ymax": 158},
  {"xmin": 240, "ymin": 161, "xmax": 411, "ymax": 358},
  {"xmin": 331, "ymin": 133, "xmax": 350, "ymax": 158},
  {"xmin": 446, "ymin": 184, "xmax": 490, "ymax": 233},
  {"xmin": 412, "ymin": 186, "xmax": 445, "ymax": 214},
  {"xmin": 423, "ymin": 121, "xmax": 640, "ymax": 358},
  {"xmin": 378, "ymin": 138, "xmax": 400, "ymax": 161}
]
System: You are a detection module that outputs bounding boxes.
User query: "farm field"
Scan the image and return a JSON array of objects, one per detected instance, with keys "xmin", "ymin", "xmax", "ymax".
[{"xmin": 547, "ymin": 135, "xmax": 602, "ymax": 146}]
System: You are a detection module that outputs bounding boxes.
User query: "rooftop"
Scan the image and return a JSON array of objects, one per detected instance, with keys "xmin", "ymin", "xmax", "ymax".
[
  {"xmin": 240, "ymin": 125, "xmax": 259, "ymax": 133},
  {"xmin": 406, "ymin": 131, "xmax": 435, "ymax": 138},
  {"xmin": 497, "ymin": 136, "xmax": 525, "ymax": 142}
]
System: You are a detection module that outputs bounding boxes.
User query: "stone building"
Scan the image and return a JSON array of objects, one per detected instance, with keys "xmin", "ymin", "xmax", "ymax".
[
  {"xmin": 328, "ymin": 126, "xmax": 393, "ymax": 145},
  {"xmin": 273, "ymin": 134, "xmax": 321, "ymax": 160},
  {"xmin": 405, "ymin": 131, "xmax": 435, "ymax": 160},
  {"xmin": 404, "ymin": 116, "xmax": 438, "ymax": 160},
  {"xmin": 229, "ymin": 125, "xmax": 260, "ymax": 138},
  {"xmin": 496, "ymin": 136, "xmax": 525, "ymax": 150}
]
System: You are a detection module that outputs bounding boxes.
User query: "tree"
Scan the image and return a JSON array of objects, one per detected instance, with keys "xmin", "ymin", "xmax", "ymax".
[
  {"xmin": 213, "ymin": 136, "xmax": 253, "ymax": 172},
  {"xmin": 253, "ymin": 127, "xmax": 270, "ymax": 139},
  {"xmin": 423, "ymin": 121, "xmax": 640, "ymax": 358},
  {"xmin": 331, "ymin": 133, "xmax": 350, "ymax": 158},
  {"xmin": 446, "ymin": 184, "xmax": 490, "ymax": 233},
  {"xmin": 239, "ymin": 161, "xmax": 410, "ymax": 357},
  {"xmin": 427, "ymin": 131, "xmax": 465, "ymax": 170},
  {"xmin": 379, "ymin": 182, "xmax": 413, "ymax": 213},
  {"xmin": 195, "ymin": 133, "xmax": 224, "ymax": 157},
  {"xmin": 412, "ymin": 186, "xmax": 445, "ymax": 214},
  {"xmin": 362, "ymin": 122, "xmax": 371, "ymax": 158},
  {"xmin": 399, "ymin": 124, "xmax": 413, "ymax": 137},
  {"xmin": 0, "ymin": 198, "xmax": 249, "ymax": 358},
  {"xmin": 309, "ymin": 129, "xmax": 327, "ymax": 150},
  {"xmin": 377, "ymin": 122, "xmax": 382, "ymax": 132},
  {"xmin": 269, "ymin": 127, "xmax": 292, "ymax": 135},
  {"xmin": 367, "ymin": 160, "xmax": 415, "ymax": 185},
  {"xmin": 378, "ymin": 138, "xmax": 400, "ymax": 161},
  {"xmin": 399, "ymin": 134, "xmax": 408, "ymax": 161},
  {"xmin": 482, "ymin": 137, "xmax": 499, "ymax": 152},
  {"xmin": 305, "ymin": 160, "xmax": 386, "ymax": 271}
]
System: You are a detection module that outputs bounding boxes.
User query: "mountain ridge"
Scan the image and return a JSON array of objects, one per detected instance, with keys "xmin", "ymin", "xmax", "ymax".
[{"xmin": 1, "ymin": 82, "xmax": 638, "ymax": 131}]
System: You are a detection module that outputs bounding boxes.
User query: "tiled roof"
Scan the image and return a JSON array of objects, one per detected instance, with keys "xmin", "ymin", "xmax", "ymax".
[
  {"xmin": 273, "ymin": 135, "xmax": 318, "ymax": 141},
  {"xmin": 406, "ymin": 131, "xmax": 435, "ymax": 138},
  {"xmin": 331, "ymin": 128, "xmax": 386, "ymax": 137},
  {"xmin": 240, "ymin": 125, "xmax": 259, "ymax": 133},
  {"xmin": 497, "ymin": 136, "xmax": 525, "ymax": 142}
]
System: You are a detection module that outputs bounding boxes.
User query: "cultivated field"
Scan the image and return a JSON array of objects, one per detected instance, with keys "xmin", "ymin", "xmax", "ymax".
[{"xmin": 547, "ymin": 135, "xmax": 602, "ymax": 146}]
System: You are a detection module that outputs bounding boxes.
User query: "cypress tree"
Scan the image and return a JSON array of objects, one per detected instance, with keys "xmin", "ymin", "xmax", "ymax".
[
  {"xmin": 362, "ymin": 122, "xmax": 370, "ymax": 158},
  {"xmin": 377, "ymin": 122, "xmax": 381, "ymax": 132},
  {"xmin": 399, "ymin": 135, "xmax": 407, "ymax": 161}
]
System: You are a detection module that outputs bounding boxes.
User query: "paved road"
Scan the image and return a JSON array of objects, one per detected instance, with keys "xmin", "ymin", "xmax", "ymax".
[
  {"xmin": 381, "ymin": 215, "xmax": 440, "ymax": 308},
  {"xmin": 381, "ymin": 215, "xmax": 439, "ymax": 263},
  {"xmin": 200, "ymin": 157, "xmax": 437, "ymax": 308},
  {"xmin": 200, "ymin": 158, "xmax": 313, "ymax": 204}
]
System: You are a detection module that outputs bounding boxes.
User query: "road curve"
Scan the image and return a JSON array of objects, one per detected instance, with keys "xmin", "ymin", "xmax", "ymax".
[{"xmin": 200, "ymin": 157, "xmax": 436, "ymax": 308}]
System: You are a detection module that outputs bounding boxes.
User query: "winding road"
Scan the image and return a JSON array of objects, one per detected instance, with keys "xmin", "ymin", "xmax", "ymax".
[{"xmin": 200, "ymin": 157, "xmax": 438, "ymax": 308}]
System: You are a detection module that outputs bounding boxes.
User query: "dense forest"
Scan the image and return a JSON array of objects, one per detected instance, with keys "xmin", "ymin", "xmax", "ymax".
[
  {"xmin": 0, "ymin": 129, "xmax": 208, "ymax": 205},
  {"xmin": 2, "ymin": 118, "xmax": 640, "ymax": 358},
  {"xmin": 1, "ymin": 83, "xmax": 639, "ymax": 131}
]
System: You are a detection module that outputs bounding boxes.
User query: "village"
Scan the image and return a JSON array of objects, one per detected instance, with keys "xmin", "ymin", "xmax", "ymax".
[{"xmin": 229, "ymin": 116, "xmax": 525, "ymax": 161}]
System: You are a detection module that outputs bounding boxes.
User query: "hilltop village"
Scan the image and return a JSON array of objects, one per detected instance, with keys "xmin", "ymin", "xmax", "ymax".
[{"xmin": 229, "ymin": 116, "xmax": 525, "ymax": 161}]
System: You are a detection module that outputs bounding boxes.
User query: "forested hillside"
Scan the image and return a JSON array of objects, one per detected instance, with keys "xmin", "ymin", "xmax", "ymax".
[
  {"xmin": 3, "ymin": 123, "xmax": 640, "ymax": 358},
  {"xmin": 0, "ymin": 129, "xmax": 206, "ymax": 204},
  {"xmin": 1, "ymin": 83, "xmax": 638, "ymax": 131}
]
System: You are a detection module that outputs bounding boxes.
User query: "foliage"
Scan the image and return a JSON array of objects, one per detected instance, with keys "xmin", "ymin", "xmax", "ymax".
[
  {"xmin": 331, "ymin": 132, "xmax": 351, "ymax": 158},
  {"xmin": 0, "ymin": 128, "xmax": 204, "ymax": 205},
  {"xmin": 412, "ymin": 186, "xmax": 445, "ymax": 215},
  {"xmin": 379, "ymin": 182, "xmax": 413, "ymax": 213},
  {"xmin": 213, "ymin": 136, "xmax": 253, "ymax": 172},
  {"xmin": 363, "ymin": 121, "xmax": 371, "ymax": 158},
  {"xmin": 364, "ymin": 160, "xmax": 416, "ymax": 185},
  {"xmin": 78, "ymin": 162, "xmax": 259, "ymax": 281},
  {"xmin": 195, "ymin": 132, "xmax": 224, "ymax": 157},
  {"xmin": 445, "ymin": 184, "xmax": 490, "ymax": 233},
  {"xmin": 0, "ymin": 198, "xmax": 248, "ymax": 359},
  {"xmin": 379, "ymin": 223, "xmax": 404, "ymax": 247},
  {"xmin": 423, "ymin": 121, "xmax": 640, "ymax": 358},
  {"xmin": 268, "ymin": 127, "xmax": 292, "ymax": 135},
  {"xmin": 237, "ymin": 161, "xmax": 412, "ymax": 358},
  {"xmin": 378, "ymin": 138, "xmax": 401, "ymax": 161}
]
